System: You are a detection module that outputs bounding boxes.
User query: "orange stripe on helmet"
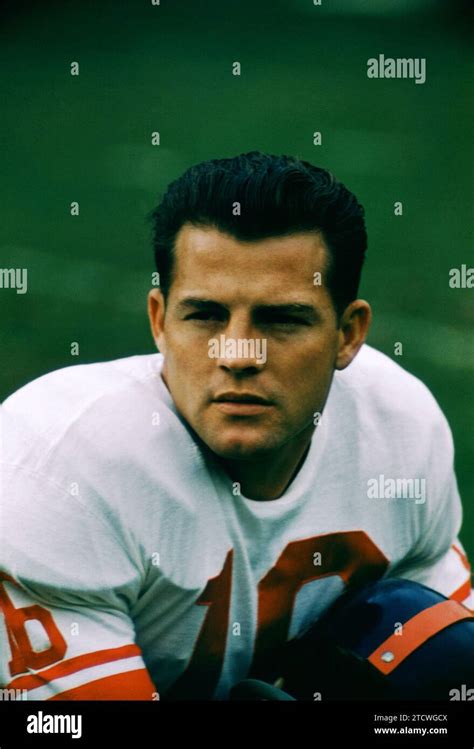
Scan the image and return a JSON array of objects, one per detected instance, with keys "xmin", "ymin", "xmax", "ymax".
[{"xmin": 368, "ymin": 599, "xmax": 473, "ymax": 676}]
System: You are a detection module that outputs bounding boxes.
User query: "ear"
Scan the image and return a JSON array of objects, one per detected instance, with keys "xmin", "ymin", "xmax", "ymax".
[
  {"xmin": 147, "ymin": 288, "xmax": 167, "ymax": 353},
  {"xmin": 335, "ymin": 300, "xmax": 372, "ymax": 370}
]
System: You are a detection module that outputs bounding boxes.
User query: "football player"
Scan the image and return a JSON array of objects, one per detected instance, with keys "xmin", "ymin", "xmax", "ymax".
[{"xmin": 0, "ymin": 152, "xmax": 472, "ymax": 700}]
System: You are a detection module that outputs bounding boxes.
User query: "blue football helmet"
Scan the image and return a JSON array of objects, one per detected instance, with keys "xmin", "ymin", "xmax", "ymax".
[{"xmin": 231, "ymin": 579, "xmax": 474, "ymax": 700}]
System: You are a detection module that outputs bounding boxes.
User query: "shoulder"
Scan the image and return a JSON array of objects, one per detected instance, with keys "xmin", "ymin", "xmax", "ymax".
[
  {"xmin": 1, "ymin": 352, "xmax": 204, "ymax": 519},
  {"xmin": 2, "ymin": 352, "xmax": 164, "ymax": 425},
  {"xmin": 2, "ymin": 353, "xmax": 163, "ymax": 420},
  {"xmin": 0, "ymin": 353, "xmax": 191, "ymax": 581},
  {"xmin": 1, "ymin": 352, "xmax": 182, "ymax": 475},
  {"xmin": 331, "ymin": 344, "xmax": 452, "ymax": 444}
]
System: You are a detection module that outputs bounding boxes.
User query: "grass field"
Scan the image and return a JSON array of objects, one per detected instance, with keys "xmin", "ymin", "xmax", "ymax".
[{"xmin": 1, "ymin": 0, "xmax": 472, "ymax": 552}]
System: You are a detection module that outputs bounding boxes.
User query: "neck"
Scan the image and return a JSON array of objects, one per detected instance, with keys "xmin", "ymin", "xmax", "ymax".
[{"xmin": 216, "ymin": 425, "xmax": 315, "ymax": 501}]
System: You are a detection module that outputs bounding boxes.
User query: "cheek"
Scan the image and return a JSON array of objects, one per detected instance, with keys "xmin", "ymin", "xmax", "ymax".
[
  {"xmin": 170, "ymin": 327, "xmax": 214, "ymax": 361},
  {"xmin": 166, "ymin": 328, "xmax": 197, "ymax": 361},
  {"xmin": 167, "ymin": 343, "xmax": 208, "ymax": 395},
  {"xmin": 279, "ymin": 335, "xmax": 336, "ymax": 373},
  {"xmin": 286, "ymin": 345, "xmax": 336, "ymax": 396}
]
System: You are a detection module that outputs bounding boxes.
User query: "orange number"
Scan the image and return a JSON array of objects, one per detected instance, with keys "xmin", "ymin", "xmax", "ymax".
[
  {"xmin": 0, "ymin": 572, "xmax": 67, "ymax": 677},
  {"xmin": 250, "ymin": 531, "xmax": 388, "ymax": 678},
  {"xmin": 165, "ymin": 549, "xmax": 233, "ymax": 699},
  {"xmin": 167, "ymin": 531, "xmax": 388, "ymax": 698}
]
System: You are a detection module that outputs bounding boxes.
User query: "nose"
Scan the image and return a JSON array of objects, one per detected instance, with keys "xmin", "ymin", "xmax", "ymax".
[{"xmin": 215, "ymin": 313, "xmax": 266, "ymax": 372}]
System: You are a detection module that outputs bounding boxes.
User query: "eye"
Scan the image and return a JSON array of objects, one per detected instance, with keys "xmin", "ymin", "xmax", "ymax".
[
  {"xmin": 275, "ymin": 317, "xmax": 304, "ymax": 325},
  {"xmin": 184, "ymin": 311, "xmax": 223, "ymax": 321},
  {"xmin": 262, "ymin": 315, "xmax": 309, "ymax": 326}
]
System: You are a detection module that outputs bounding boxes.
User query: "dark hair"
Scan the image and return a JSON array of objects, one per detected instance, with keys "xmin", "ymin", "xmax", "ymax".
[{"xmin": 149, "ymin": 151, "xmax": 367, "ymax": 319}]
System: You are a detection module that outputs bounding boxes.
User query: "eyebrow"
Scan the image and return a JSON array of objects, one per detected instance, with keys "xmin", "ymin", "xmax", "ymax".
[{"xmin": 176, "ymin": 298, "xmax": 319, "ymax": 321}]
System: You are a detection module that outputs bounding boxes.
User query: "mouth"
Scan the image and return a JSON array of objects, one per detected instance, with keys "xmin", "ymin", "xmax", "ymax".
[{"xmin": 213, "ymin": 392, "xmax": 274, "ymax": 416}]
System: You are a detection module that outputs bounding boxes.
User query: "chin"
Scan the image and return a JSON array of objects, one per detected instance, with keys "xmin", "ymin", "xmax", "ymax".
[{"xmin": 206, "ymin": 434, "xmax": 281, "ymax": 460}]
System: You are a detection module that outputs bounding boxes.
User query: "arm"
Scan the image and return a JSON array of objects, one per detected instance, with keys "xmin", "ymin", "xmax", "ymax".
[
  {"xmin": 0, "ymin": 571, "xmax": 157, "ymax": 700},
  {"xmin": 387, "ymin": 407, "xmax": 473, "ymax": 610},
  {"xmin": 0, "ymin": 464, "xmax": 157, "ymax": 700}
]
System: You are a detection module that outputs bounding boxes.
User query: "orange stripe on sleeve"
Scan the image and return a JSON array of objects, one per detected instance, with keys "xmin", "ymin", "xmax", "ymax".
[
  {"xmin": 452, "ymin": 544, "xmax": 471, "ymax": 572},
  {"xmin": 449, "ymin": 544, "xmax": 472, "ymax": 608},
  {"xmin": 47, "ymin": 669, "xmax": 157, "ymax": 701},
  {"xmin": 7, "ymin": 644, "xmax": 142, "ymax": 691},
  {"xmin": 449, "ymin": 579, "xmax": 472, "ymax": 605}
]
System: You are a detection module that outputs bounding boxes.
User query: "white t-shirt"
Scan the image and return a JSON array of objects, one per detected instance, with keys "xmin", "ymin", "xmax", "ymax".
[{"xmin": 0, "ymin": 344, "xmax": 472, "ymax": 700}]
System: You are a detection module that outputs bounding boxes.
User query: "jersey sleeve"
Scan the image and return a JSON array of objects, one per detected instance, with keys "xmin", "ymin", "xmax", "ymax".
[
  {"xmin": 387, "ymin": 406, "xmax": 473, "ymax": 611},
  {"xmin": 398, "ymin": 538, "xmax": 473, "ymax": 610},
  {"xmin": 0, "ymin": 463, "xmax": 157, "ymax": 700}
]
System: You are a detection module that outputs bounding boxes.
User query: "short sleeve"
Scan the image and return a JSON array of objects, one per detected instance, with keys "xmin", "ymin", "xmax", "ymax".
[
  {"xmin": 387, "ymin": 407, "xmax": 473, "ymax": 610},
  {"xmin": 0, "ymin": 463, "xmax": 157, "ymax": 700}
]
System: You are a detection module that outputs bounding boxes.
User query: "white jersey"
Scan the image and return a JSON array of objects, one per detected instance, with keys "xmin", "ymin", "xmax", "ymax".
[{"xmin": 0, "ymin": 345, "xmax": 472, "ymax": 700}]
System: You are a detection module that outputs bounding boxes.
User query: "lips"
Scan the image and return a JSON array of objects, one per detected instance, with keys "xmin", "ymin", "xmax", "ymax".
[
  {"xmin": 213, "ymin": 392, "xmax": 272, "ymax": 405},
  {"xmin": 212, "ymin": 392, "xmax": 274, "ymax": 416}
]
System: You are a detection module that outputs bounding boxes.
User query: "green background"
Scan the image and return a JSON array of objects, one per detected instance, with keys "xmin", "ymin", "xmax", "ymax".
[{"xmin": 1, "ymin": 0, "xmax": 472, "ymax": 552}]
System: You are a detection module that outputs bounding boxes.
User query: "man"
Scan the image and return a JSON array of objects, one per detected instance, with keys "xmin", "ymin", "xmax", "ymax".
[{"xmin": 0, "ymin": 151, "xmax": 472, "ymax": 700}]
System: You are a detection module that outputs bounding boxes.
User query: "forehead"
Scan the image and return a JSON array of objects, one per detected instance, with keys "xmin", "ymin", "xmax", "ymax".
[{"xmin": 172, "ymin": 224, "xmax": 329, "ymax": 299}]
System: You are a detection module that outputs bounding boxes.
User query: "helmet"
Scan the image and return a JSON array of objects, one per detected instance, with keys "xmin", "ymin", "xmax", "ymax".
[{"xmin": 232, "ymin": 579, "xmax": 474, "ymax": 700}]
